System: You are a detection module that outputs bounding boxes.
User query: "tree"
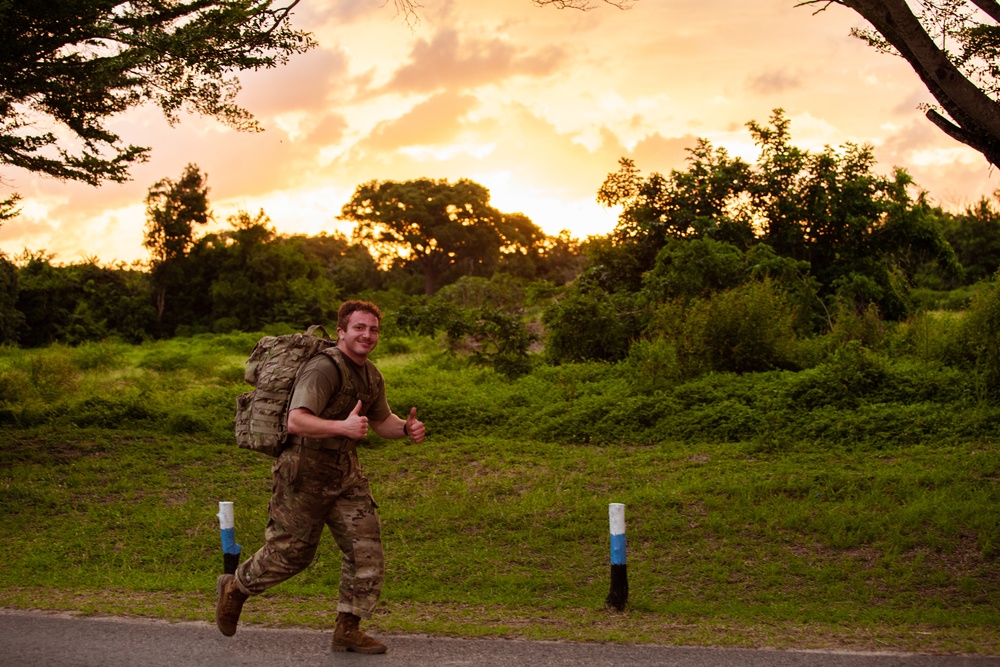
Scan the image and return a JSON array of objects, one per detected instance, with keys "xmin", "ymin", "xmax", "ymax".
[
  {"xmin": 295, "ymin": 232, "xmax": 384, "ymax": 297},
  {"xmin": 798, "ymin": 1, "xmax": 1000, "ymax": 167},
  {"xmin": 938, "ymin": 194, "xmax": 1000, "ymax": 284},
  {"xmin": 341, "ymin": 178, "xmax": 544, "ymax": 296},
  {"xmin": 596, "ymin": 110, "xmax": 958, "ymax": 321},
  {"xmin": 0, "ymin": 252, "xmax": 23, "ymax": 344},
  {"xmin": 14, "ymin": 252, "xmax": 78, "ymax": 347},
  {"xmin": 0, "ymin": 1, "xmax": 313, "ymax": 195},
  {"xmin": 143, "ymin": 163, "xmax": 211, "ymax": 328},
  {"xmin": 196, "ymin": 209, "xmax": 340, "ymax": 331}
]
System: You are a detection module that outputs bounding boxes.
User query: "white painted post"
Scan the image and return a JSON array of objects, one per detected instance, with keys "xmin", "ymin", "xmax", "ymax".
[
  {"xmin": 606, "ymin": 503, "xmax": 628, "ymax": 611},
  {"xmin": 217, "ymin": 501, "xmax": 241, "ymax": 574}
]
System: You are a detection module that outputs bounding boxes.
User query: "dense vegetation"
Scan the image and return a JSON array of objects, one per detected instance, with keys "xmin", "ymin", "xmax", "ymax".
[{"xmin": 2, "ymin": 112, "xmax": 1000, "ymax": 371}]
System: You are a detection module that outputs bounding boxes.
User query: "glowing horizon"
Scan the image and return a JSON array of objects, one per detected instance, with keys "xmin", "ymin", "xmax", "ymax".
[{"xmin": 2, "ymin": 0, "xmax": 996, "ymax": 266}]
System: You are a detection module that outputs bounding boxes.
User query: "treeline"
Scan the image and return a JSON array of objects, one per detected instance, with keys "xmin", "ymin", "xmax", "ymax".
[
  {"xmin": 5, "ymin": 110, "xmax": 1000, "ymax": 385},
  {"xmin": 395, "ymin": 111, "xmax": 1000, "ymax": 386},
  {"xmin": 0, "ymin": 168, "xmax": 586, "ymax": 347}
]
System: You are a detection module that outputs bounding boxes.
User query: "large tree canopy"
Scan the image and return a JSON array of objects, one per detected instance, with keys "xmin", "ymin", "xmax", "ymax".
[
  {"xmin": 595, "ymin": 110, "xmax": 959, "ymax": 320},
  {"xmin": 341, "ymin": 178, "xmax": 545, "ymax": 296},
  {"xmin": 0, "ymin": 0, "xmax": 313, "ymax": 190}
]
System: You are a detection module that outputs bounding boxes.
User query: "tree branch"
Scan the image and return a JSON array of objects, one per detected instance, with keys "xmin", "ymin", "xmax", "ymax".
[
  {"xmin": 839, "ymin": 0, "xmax": 1000, "ymax": 165},
  {"xmin": 531, "ymin": 0, "xmax": 635, "ymax": 9},
  {"xmin": 968, "ymin": 0, "xmax": 1000, "ymax": 24}
]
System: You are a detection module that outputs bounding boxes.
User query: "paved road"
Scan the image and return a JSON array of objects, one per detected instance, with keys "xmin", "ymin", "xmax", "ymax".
[{"xmin": 1, "ymin": 609, "xmax": 998, "ymax": 667}]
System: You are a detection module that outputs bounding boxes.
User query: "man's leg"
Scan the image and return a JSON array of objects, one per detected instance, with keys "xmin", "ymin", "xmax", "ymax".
[
  {"xmin": 216, "ymin": 448, "xmax": 326, "ymax": 636},
  {"xmin": 328, "ymin": 478, "xmax": 386, "ymax": 653}
]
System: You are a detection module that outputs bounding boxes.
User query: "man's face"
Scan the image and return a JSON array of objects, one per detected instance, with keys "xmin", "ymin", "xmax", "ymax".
[{"xmin": 337, "ymin": 310, "xmax": 380, "ymax": 363}]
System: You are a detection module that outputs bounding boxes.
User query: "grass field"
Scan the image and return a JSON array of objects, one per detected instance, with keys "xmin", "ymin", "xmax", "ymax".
[{"xmin": 0, "ymin": 335, "xmax": 998, "ymax": 655}]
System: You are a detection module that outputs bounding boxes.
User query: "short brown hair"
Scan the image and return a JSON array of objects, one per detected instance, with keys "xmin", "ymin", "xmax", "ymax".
[{"xmin": 337, "ymin": 300, "xmax": 382, "ymax": 331}]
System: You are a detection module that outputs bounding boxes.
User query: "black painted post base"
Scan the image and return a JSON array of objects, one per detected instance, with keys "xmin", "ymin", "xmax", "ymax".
[
  {"xmin": 606, "ymin": 563, "xmax": 628, "ymax": 611},
  {"xmin": 223, "ymin": 553, "xmax": 239, "ymax": 575}
]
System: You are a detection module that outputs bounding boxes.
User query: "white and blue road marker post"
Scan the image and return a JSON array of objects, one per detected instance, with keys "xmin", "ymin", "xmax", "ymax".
[
  {"xmin": 606, "ymin": 502, "xmax": 628, "ymax": 611},
  {"xmin": 217, "ymin": 501, "xmax": 241, "ymax": 575}
]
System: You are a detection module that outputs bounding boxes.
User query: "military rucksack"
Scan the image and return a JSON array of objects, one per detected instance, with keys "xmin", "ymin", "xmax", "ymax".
[{"xmin": 234, "ymin": 325, "xmax": 337, "ymax": 457}]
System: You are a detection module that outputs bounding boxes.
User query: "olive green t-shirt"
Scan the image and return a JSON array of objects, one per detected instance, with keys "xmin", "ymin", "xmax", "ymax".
[{"xmin": 289, "ymin": 353, "xmax": 391, "ymax": 424}]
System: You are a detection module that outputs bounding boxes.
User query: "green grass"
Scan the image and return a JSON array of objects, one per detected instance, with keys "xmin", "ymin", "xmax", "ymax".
[{"xmin": 0, "ymin": 335, "xmax": 998, "ymax": 654}]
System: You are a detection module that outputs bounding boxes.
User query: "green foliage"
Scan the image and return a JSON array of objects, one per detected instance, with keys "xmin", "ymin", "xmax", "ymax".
[
  {"xmin": 14, "ymin": 253, "xmax": 155, "ymax": 346},
  {"xmin": 642, "ymin": 237, "xmax": 744, "ymax": 300},
  {"xmin": 394, "ymin": 293, "xmax": 537, "ymax": 378},
  {"xmin": 446, "ymin": 307, "xmax": 537, "ymax": 379},
  {"xmin": 829, "ymin": 301, "xmax": 887, "ymax": 350},
  {"xmin": 648, "ymin": 280, "xmax": 799, "ymax": 377},
  {"xmin": 0, "ymin": 252, "xmax": 23, "ymax": 344},
  {"xmin": 542, "ymin": 285, "xmax": 641, "ymax": 364},
  {"xmin": 952, "ymin": 277, "xmax": 1000, "ymax": 390},
  {"xmin": 435, "ymin": 274, "xmax": 527, "ymax": 311},
  {"xmin": 341, "ymin": 178, "xmax": 547, "ymax": 295},
  {"xmin": 183, "ymin": 210, "xmax": 342, "ymax": 334},
  {"xmin": 0, "ymin": 1, "xmax": 313, "ymax": 187},
  {"xmin": 294, "ymin": 232, "xmax": 384, "ymax": 296},
  {"xmin": 70, "ymin": 340, "xmax": 128, "ymax": 371},
  {"xmin": 2, "ymin": 334, "xmax": 1000, "ymax": 652},
  {"xmin": 939, "ymin": 196, "xmax": 1000, "ymax": 285},
  {"xmin": 594, "ymin": 110, "xmax": 958, "ymax": 324}
]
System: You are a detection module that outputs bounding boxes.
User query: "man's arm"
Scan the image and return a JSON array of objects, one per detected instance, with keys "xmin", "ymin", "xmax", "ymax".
[
  {"xmin": 372, "ymin": 407, "xmax": 425, "ymax": 443},
  {"xmin": 287, "ymin": 401, "xmax": 369, "ymax": 440}
]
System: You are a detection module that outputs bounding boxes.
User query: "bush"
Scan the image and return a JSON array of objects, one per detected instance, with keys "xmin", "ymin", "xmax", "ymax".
[
  {"xmin": 624, "ymin": 337, "xmax": 681, "ymax": 393},
  {"xmin": 787, "ymin": 342, "xmax": 891, "ymax": 409},
  {"xmin": 953, "ymin": 278, "xmax": 1000, "ymax": 390},
  {"xmin": 829, "ymin": 301, "xmax": 887, "ymax": 350},
  {"xmin": 542, "ymin": 286, "xmax": 640, "ymax": 364},
  {"xmin": 70, "ymin": 341, "xmax": 128, "ymax": 371},
  {"xmin": 652, "ymin": 280, "xmax": 799, "ymax": 377},
  {"xmin": 447, "ymin": 308, "xmax": 537, "ymax": 379}
]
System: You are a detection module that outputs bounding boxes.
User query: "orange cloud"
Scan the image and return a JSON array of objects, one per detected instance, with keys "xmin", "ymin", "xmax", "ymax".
[
  {"xmin": 746, "ymin": 69, "xmax": 803, "ymax": 96},
  {"xmin": 362, "ymin": 92, "xmax": 481, "ymax": 151},
  {"xmin": 382, "ymin": 28, "xmax": 566, "ymax": 94}
]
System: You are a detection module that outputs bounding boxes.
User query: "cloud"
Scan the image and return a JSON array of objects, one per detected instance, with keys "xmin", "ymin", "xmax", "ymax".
[
  {"xmin": 381, "ymin": 28, "xmax": 566, "ymax": 94},
  {"xmin": 746, "ymin": 68, "xmax": 803, "ymax": 95},
  {"xmin": 237, "ymin": 46, "xmax": 352, "ymax": 116},
  {"xmin": 630, "ymin": 133, "xmax": 700, "ymax": 174},
  {"xmin": 309, "ymin": 0, "xmax": 383, "ymax": 24},
  {"xmin": 362, "ymin": 92, "xmax": 481, "ymax": 151}
]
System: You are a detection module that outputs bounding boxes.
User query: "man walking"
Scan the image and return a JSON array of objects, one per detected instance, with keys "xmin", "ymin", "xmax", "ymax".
[{"xmin": 215, "ymin": 300, "xmax": 425, "ymax": 654}]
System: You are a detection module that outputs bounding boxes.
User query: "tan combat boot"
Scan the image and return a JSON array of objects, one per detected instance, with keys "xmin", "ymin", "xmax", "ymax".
[
  {"xmin": 331, "ymin": 612, "xmax": 388, "ymax": 654},
  {"xmin": 215, "ymin": 574, "xmax": 248, "ymax": 637}
]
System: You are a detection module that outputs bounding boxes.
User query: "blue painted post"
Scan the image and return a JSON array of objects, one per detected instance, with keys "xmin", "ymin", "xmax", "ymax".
[
  {"xmin": 217, "ymin": 501, "xmax": 241, "ymax": 575},
  {"xmin": 606, "ymin": 502, "xmax": 628, "ymax": 611}
]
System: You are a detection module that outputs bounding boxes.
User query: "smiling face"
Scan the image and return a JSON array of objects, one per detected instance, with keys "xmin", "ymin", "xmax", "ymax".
[{"xmin": 337, "ymin": 309, "xmax": 380, "ymax": 364}]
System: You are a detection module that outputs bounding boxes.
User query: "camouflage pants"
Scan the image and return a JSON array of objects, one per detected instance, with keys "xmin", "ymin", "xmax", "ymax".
[{"xmin": 235, "ymin": 443, "xmax": 384, "ymax": 618}]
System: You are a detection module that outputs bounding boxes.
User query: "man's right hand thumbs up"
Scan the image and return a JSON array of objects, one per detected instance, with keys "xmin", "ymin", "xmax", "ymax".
[{"xmin": 343, "ymin": 400, "xmax": 368, "ymax": 440}]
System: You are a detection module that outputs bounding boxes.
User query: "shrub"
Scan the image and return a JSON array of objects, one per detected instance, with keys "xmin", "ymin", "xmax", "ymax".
[
  {"xmin": 70, "ymin": 341, "xmax": 127, "ymax": 370},
  {"xmin": 652, "ymin": 280, "xmax": 799, "ymax": 377},
  {"xmin": 138, "ymin": 348, "xmax": 192, "ymax": 373},
  {"xmin": 542, "ymin": 286, "xmax": 640, "ymax": 364},
  {"xmin": 18, "ymin": 348, "xmax": 81, "ymax": 400},
  {"xmin": 435, "ymin": 274, "xmax": 527, "ymax": 312},
  {"xmin": 446, "ymin": 307, "xmax": 537, "ymax": 379},
  {"xmin": 787, "ymin": 342, "xmax": 891, "ymax": 409},
  {"xmin": 68, "ymin": 391, "xmax": 162, "ymax": 426},
  {"xmin": 624, "ymin": 337, "xmax": 681, "ymax": 393},
  {"xmin": 953, "ymin": 277, "xmax": 1000, "ymax": 390},
  {"xmin": 829, "ymin": 301, "xmax": 887, "ymax": 350}
]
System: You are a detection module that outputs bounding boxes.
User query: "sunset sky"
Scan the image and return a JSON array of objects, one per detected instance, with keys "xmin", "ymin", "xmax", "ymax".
[{"xmin": 1, "ymin": 0, "xmax": 997, "ymax": 266}]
